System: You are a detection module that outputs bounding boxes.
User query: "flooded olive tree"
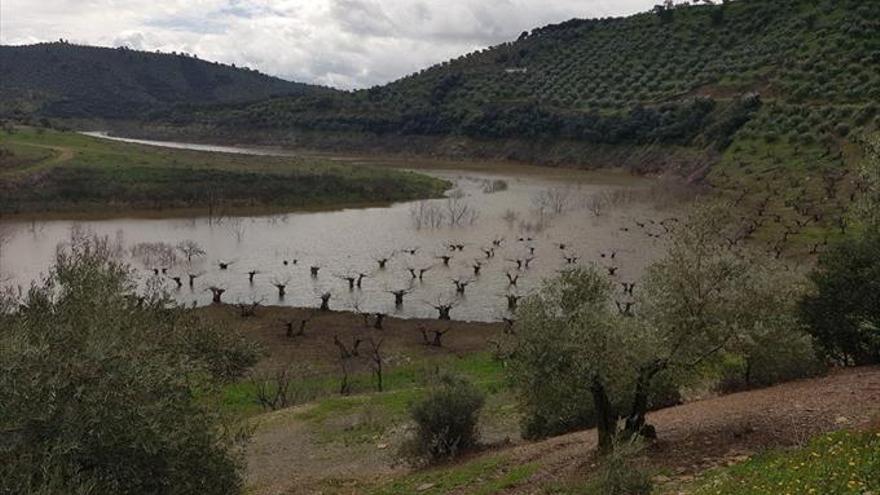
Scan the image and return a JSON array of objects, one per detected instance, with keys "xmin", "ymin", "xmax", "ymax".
[{"xmin": 0, "ymin": 140, "xmax": 669, "ymax": 322}]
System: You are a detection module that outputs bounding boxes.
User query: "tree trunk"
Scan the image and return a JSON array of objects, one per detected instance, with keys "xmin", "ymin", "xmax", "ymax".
[
  {"xmin": 591, "ymin": 377, "xmax": 617, "ymax": 454},
  {"xmin": 745, "ymin": 358, "xmax": 752, "ymax": 388},
  {"xmin": 624, "ymin": 360, "xmax": 665, "ymax": 439}
]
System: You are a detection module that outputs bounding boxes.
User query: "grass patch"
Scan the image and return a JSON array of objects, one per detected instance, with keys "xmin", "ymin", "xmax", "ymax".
[
  {"xmin": 0, "ymin": 127, "xmax": 448, "ymax": 214},
  {"xmin": 0, "ymin": 140, "xmax": 56, "ymax": 172},
  {"xmin": 220, "ymin": 352, "xmax": 507, "ymax": 418},
  {"xmin": 683, "ymin": 430, "xmax": 880, "ymax": 494},
  {"xmin": 366, "ymin": 455, "xmax": 537, "ymax": 495},
  {"xmin": 225, "ymin": 353, "xmax": 514, "ymax": 449}
]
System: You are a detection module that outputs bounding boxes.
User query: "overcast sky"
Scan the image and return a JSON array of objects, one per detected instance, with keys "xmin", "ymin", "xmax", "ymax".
[{"xmin": 1, "ymin": 0, "xmax": 656, "ymax": 89}]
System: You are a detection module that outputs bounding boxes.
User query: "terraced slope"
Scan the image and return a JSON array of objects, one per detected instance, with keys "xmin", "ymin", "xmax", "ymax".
[{"xmin": 159, "ymin": 0, "xmax": 879, "ymax": 157}]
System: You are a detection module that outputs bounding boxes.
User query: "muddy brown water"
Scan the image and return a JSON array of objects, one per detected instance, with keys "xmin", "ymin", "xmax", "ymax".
[{"xmin": 0, "ymin": 134, "xmax": 674, "ymax": 322}]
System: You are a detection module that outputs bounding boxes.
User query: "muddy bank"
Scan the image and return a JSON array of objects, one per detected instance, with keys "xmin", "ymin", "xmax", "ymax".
[{"xmin": 197, "ymin": 303, "xmax": 504, "ymax": 375}]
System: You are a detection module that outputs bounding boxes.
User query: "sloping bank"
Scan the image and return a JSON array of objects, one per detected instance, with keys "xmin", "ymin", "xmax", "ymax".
[{"xmin": 0, "ymin": 127, "xmax": 449, "ymax": 217}]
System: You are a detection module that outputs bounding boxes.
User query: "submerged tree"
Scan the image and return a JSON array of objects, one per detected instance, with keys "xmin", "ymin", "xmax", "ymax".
[
  {"xmin": 0, "ymin": 224, "xmax": 16, "ymax": 280},
  {"xmin": 177, "ymin": 239, "xmax": 206, "ymax": 262}
]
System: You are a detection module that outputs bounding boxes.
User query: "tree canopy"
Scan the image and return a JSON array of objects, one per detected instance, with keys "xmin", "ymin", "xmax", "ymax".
[{"xmin": 0, "ymin": 230, "xmax": 261, "ymax": 494}]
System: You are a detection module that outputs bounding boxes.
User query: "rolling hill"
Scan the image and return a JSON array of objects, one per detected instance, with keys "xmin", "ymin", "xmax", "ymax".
[
  {"xmin": 0, "ymin": 42, "xmax": 332, "ymax": 119},
  {"xmin": 146, "ymin": 0, "xmax": 879, "ymax": 171}
]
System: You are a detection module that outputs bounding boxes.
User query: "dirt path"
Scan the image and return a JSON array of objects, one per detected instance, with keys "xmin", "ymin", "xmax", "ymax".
[
  {"xmin": 21, "ymin": 142, "xmax": 75, "ymax": 166},
  {"xmin": 244, "ymin": 367, "xmax": 880, "ymax": 494},
  {"xmin": 49, "ymin": 145, "xmax": 75, "ymax": 163},
  {"xmin": 246, "ymin": 402, "xmax": 401, "ymax": 494},
  {"xmin": 497, "ymin": 366, "xmax": 880, "ymax": 493}
]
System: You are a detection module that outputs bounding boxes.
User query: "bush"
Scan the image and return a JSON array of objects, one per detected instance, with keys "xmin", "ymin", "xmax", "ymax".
[
  {"xmin": 482, "ymin": 179, "xmax": 509, "ymax": 193},
  {"xmin": 404, "ymin": 375, "xmax": 485, "ymax": 464},
  {"xmin": 800, "ymin": 230, "xmax": 880, "ymax": 365},
  {"xmin": 586, "ymin": 436, "xmax": 653, "ymax": 495},
  {"xmin": 715, "ymin": 336, "xmax": 825, "ymax": 394},
  {"xmin": 0, "ymin": 231, "xmax": 260, "ymax": 494},
  {"xmin": 718, "ymin": 299, "xmax": 826, "ymax": 393}
]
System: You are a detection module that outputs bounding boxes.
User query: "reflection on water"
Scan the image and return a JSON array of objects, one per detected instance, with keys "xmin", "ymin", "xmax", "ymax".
[{"xmin": 0, "ymin": 138, "xmax": 673, "ymax": 322}]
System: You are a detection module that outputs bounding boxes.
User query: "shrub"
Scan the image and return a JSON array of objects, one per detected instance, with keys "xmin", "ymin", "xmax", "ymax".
[
  {"xmin": 0, "ymin": 231, "xmax": 260, "ymax": 494},
  {"xmin": 482, "ymin": 178, "xmax": 509, "ymax": 193},
  {"xmin": 718, "ymin": 268, "xmax": 826, "ymax": 392},
  {"xmin": 404, "ymin": 375, "xmax": 485, "ymax": 464},
  {"xmin": 800, "ymin": 229, "xmax": 880, "ymax": 365},
  {"xmin": 586, "ymin": 436, "xmax": 653, "ymax": 495},
  {"xmin": 715, "ymin": 333, "xmax": 825, "ymax": 394}
]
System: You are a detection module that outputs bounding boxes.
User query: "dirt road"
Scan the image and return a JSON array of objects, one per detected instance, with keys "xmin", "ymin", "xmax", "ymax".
[{"xmin": 245, "ymin": 366, "xmax": 880, "ymax": 494}]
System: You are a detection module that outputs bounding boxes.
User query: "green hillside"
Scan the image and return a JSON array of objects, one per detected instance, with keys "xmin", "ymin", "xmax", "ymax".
[
  {"xmin": 0, "ymin": 128, "xmax": 447, "ymax": 215},
  {"xmin": 0, "ymin": 42, "xmax": 332, "ymax": 119},
  {"xmin": 155, "ymin": 0, "xmax": 879, "ymax": 160}
]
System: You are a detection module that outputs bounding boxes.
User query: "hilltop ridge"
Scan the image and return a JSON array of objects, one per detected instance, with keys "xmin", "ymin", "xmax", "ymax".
[
  {"xmin": 0, "ymin": 42, "xmax": 332, "ymax": 119},
  {"xmin": 146, "ymin": 0, "xmax": 878, "ymax": 167}
]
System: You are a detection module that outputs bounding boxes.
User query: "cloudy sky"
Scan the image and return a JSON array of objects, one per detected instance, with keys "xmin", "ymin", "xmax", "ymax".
[{"xmin": 1, "ymin": 0, "xmax": 656, "ymax": 89}]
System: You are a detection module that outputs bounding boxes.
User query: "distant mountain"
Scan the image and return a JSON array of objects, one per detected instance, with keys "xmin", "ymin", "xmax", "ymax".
[
  {"xmin": 153, "ymin": 0, "xmax": 879, "ymax": 168},
  {"xmin": 0, "ymin": 42, "xmax": 331, "ymax": 119}
]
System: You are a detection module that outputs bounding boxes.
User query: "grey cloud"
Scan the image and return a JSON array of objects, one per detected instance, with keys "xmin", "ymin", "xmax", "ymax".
[
  {"xmin": 330, "ymin": 0, "xmax": 396, "ymax": 37},
  {"xmin": 1, "ymin": 0, "xmax": 658, "ymax": 89}
]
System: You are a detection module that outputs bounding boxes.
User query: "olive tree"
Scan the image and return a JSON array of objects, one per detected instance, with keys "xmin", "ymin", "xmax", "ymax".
[
  {"xmin": 629, "ymin": 203, "xmax": 811, "ymax": 437},
  {"xmin": 0, "ymin": 231, "xmax": 260, "ymax": 494},
  {"xmin": 508, "ymin": 266, "xmax": 655, "ymax": 452},
  {"xmin": 508, "ymin": 203, "xmax": 816, "ymax": 453}
]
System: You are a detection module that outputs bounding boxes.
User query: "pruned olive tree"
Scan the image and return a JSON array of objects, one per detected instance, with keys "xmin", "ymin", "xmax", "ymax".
[{"xmin": 0, "ymin": 230, "xmax": 261, "ymax": 494}]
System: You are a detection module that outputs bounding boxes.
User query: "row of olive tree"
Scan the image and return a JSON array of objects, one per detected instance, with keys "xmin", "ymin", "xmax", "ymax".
[
  {"xmin": 0, "ymin": 230, "xmax": 261, "ymax": 494},
  {"xmin": 505, "ymin": 202, "xmax": 820, "ymax": 452}
]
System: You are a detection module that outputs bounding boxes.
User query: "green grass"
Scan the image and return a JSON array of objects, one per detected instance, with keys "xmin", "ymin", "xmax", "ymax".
[
  {"xmin": 682, "ymin": 430, "xmax": 880, "ymax": 495},
  {"xmin": 221, "ymin": 352, "xmax": 507, "ymax": 418},
  {"xmin": 0, "ymin": 139, "xmax": 55, "ymax": 172},
  {"xmin": 223, "ymin": 353, "xmax": 515, "ymax": 451},
  {"xmin": 365, "ymin": 455, "xmax": 537, "ymax": 495},
  {"xmin": 0, "ymin": 127, "xmax": 448, "ymax": 214}
]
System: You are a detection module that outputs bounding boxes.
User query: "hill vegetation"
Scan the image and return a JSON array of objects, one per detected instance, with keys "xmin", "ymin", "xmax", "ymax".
[
  {"xmin": 0, "ymin": 42, "xmax": 331, "ymax": 119},
  {"xmin": 150, "ymin": 0, "xmax": 879, "ymax": 168}
]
